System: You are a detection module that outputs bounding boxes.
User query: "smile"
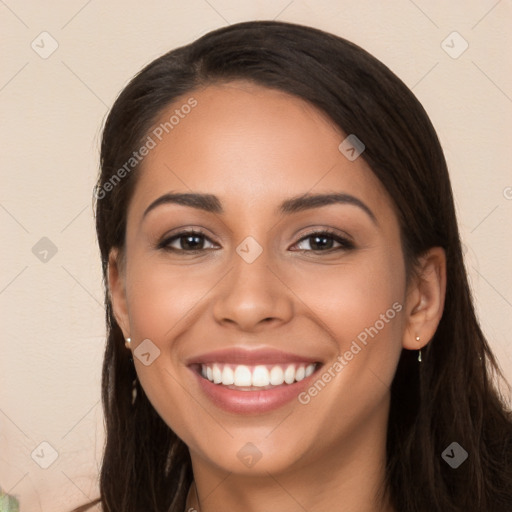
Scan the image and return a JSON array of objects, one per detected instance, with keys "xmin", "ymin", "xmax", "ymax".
[
  {"xmin": 186, "ymin": 347, "xmax": 324, "ymax": 414},
  {"xmin": 199, "ymin": 362, "xmax": 317, "ymax": 389}
]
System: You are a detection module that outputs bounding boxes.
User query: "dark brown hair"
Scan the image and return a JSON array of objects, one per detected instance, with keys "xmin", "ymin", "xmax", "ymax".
[{"xmin": 75, "ymin": 20, "xmax": 512, "ymax": 512}]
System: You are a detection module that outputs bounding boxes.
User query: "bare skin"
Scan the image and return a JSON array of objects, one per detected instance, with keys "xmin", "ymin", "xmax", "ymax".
[{"xmin": 108, "ymin": 81, "xmax": 446, "ymax": 512}]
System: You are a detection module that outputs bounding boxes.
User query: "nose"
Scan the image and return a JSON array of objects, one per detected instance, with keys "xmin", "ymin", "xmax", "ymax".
[{"xmin": 211, "ymin": 245, "xmax": 294, "ymax": 332}]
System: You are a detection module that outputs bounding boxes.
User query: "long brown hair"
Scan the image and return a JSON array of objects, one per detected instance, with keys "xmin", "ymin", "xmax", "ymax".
[{"xmin": 74, "ymin": 20, "xmax": 512, "ymax": 512}]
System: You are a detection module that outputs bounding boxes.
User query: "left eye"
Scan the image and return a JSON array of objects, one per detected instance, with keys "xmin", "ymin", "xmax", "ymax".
[{"xmin": 292, "ymin": 231, "xmax": 354, "ymax": 252}]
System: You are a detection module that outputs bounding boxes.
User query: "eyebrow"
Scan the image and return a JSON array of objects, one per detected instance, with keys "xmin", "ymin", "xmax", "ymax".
[{"xmin": 142, "ymin": 192, "xmax": 377, "ymax": 224}]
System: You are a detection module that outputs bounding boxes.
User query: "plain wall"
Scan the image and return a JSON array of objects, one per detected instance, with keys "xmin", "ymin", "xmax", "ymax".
[{"xmin": 1, "ymin": 1, "xmax": 511, "ymax": 510}]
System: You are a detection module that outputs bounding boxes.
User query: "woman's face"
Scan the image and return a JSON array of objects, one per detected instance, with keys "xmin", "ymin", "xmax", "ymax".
[{"xmin": 110, "ymin": 81, "xmax": 413, "ymax": 476}]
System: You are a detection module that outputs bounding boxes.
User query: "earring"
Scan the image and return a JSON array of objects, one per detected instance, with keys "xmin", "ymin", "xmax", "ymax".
[
  {"xmin": 125, "ymin": 337, "xmax": 131, "ymax": 350},
  {"xmin": 131, "ymin": 377, "xmax": 138, "ymax": 404},
  {"xmin": 416, "ymin": 336, "xmax": 422, "ymax": 362}
]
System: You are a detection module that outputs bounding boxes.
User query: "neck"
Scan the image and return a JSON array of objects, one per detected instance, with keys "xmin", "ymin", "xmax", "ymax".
[{"xmin": 184, "ymin": 401, "xmax": 394, "ymax": 512}]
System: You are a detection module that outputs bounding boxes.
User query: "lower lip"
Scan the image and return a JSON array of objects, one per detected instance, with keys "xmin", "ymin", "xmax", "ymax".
[{"xmin": 190, "ymin": 365, "xmax": 321, "ymax": 414}]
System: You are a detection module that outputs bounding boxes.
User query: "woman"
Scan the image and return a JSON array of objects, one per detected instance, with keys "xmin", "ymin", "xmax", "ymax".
[{"xmin": 74, "ymin": 20, "xmax": 512, "ymax": 512}]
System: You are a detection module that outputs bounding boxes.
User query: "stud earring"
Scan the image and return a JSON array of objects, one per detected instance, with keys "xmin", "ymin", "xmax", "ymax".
[
  {"xmin": 125, "ymin": 337, "xmax": 131, "ymax": 350},
  {"xmin": 416, "ymin": 336, "xmax": 422, "ymax": 362}
]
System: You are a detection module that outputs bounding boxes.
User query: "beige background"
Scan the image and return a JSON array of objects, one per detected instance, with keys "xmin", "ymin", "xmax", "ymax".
[{"xmin": 1, "ymin": 1, "xmax": 511, "ymax": 510}]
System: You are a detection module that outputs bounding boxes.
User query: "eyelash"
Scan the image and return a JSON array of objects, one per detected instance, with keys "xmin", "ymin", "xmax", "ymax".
[{"xmin": 157, "ymin": 228, "xmax": 355, "ymax": 254}]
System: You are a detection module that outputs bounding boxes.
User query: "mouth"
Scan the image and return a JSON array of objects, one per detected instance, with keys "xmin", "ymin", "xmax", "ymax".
[
  {"xmin": 188, "ymin": 359, "xmax": 323, "ymax": 414},
  {"xmin": 191, "ymin": 362, "xmax": 320, "ymax": 390}
]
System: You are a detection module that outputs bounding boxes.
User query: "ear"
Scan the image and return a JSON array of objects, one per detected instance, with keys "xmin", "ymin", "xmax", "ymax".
[
  {"xmin": 402, "ymin": 247, "xmax": 446, "ymax": 351},
  {"xmin": 108, "ymin": 247, "xmax": 130, "ymax": 339}
]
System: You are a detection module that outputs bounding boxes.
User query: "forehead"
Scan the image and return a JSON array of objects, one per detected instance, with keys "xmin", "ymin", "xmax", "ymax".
[{"xmin": 128, "ymin": 81, "xmax": 395, "ymax": 223}]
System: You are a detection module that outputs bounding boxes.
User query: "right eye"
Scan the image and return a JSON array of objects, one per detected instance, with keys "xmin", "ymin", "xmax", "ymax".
[{"xmin": 158, "ymin": 229, "xmax": 218, "ymax": 253}]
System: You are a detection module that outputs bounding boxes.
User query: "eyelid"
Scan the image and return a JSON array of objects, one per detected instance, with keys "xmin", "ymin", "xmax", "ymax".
[{"xmin": 293, "ymin": 226, "xmax": 354, "ymax": 244}]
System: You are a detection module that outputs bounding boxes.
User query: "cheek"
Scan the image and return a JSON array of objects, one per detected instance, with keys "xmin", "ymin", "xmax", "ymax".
[
  {"xmin": 285, "ymin": 252, "xmax": 405, "ymax": 440},
  {"xmin": 125, "ymin": 256, "xmax": 215, "ymax": 342},
  {"xmin": 289, "ymin": 250, "xmax": 405, "ymax": 345},
  {"xmin": 285, "ymin": 249, "xmax": 407, "ymax": 417},
  {"xmin": 124, "ymin": 254, "xmax": 217, "ymax": 435}
]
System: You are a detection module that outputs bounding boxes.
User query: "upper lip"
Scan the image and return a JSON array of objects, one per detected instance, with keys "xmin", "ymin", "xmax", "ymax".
[{"xmin": 186, "ymin": 347, "xmax": 321, "ymax": 366}]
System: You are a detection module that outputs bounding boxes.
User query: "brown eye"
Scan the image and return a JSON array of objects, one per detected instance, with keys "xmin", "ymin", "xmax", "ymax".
[
  {"xmin": 292, "ymin": 230, "xmax": 354, "ymax": 252},
  {"xmin": 158, "ymin": 230, "xmax": 217, "ymax": 253}
]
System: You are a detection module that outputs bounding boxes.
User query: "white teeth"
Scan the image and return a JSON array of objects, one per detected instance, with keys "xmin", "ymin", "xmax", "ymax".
[
  {"xmin": 284, "ymin": 365, "xmax": 296, "ymax": 384},
  {"xmin": 233, "ymin": 365, "xmax": 252, "ymax": 386},
  {"xmin": 252, "ymin": 366, "xmax": 270, "ymax": 387},
  {"xmin": 221, "ymin": 365, "xmax": 234, "ymax": 385},
  {"xmin": 200, "ymin": 362, "xmax": 318, "ymax": 387},
  {"xmin": 269, "ymin": 366, "xmax": 285, "ymax": 385},
  {"xmin": 212, "ymin": 364, "xmax": 222, "ymax": 384},
  {"xmin": 295, "ymin": 366, "xmax": 306, "ymax": 382}
]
